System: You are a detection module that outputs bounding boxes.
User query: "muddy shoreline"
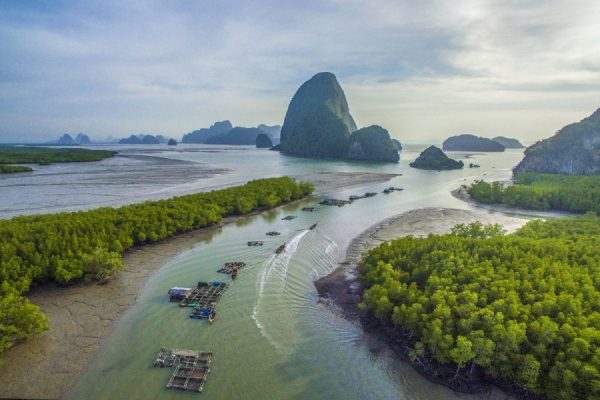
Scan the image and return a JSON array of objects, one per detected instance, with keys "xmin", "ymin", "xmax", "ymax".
[
  {"xmin": 0, "ymin": 171, "xmax": 398, "ymax": 400},
  {"xmin": 315, "ymin": 207, "xmax": 530, "ymax": 400}
]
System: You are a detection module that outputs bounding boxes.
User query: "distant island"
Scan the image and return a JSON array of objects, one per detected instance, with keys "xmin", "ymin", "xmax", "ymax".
[
  {"xmin": 492, "ymin": 136, "xmax": 524, "ymax": 148},
  {"xmin": 181, "ymin": 121, "xmax": 233, "ymax": 144},
  {"xmin": 257, "ymin": 124, "xmax": 281, "ymax": 144},
  {"xmin": 410, "ymin": 145, "xmax": 463, "ymax": 170},
  {"xmin": 47, "ymin": 132, "xmax": 92, "ymax": 146},
  {"xmin": 443, "ymin": 134, "xmax": 505, "ymax": 152},
  {"xmin": 276, "ymin": 72, "xmax": 399, "ymax": 163},
  {"xmin": 118, "ymin": 134, "xmax": 168, "ymax": 144},
  {"xmin": 167, "ymin": 138, "xmax": 177, "ymax": 146},
  {"xmin": 256, "ymin": 133, "xmax": 273, "ymax": 148},
  {"xmin": 514, "ymin": 107, "xmax": 600, "ymax": 175},
  {"xmin": 205, "ymin": 127, "xmax": 265, "ymax": 145},
  {"xmin": 181, "ymin": 121, "xmax": 280, "ymax": 145}
]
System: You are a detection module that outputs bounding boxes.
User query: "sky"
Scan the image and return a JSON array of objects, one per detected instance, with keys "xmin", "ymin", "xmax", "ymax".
[{"xmin": 1, "ymin": 0, "xmax": 599, "ymax": 144}]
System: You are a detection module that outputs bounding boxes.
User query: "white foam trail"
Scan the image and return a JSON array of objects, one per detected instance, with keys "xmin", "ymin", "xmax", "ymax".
[{"xmin": 252, "ymin": 229, "xmax": 309, "ymax": 351}]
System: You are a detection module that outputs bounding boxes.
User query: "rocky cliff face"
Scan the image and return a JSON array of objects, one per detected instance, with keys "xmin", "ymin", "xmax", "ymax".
[
  {"xmin": 410, "ymin": 146, "xmax": 463, "ymax": 170},
  {"xmin": 347, "ymin": 126, "xmax": 399, "ymax": 162},
  {"xmin": 514, "ymin": 108, "xmax": 600, "ymax": 175},
  {"xmin": 443, "ymin": 134, "xmax": 505, "ymax": 152},
  {"xmin": 279, "ymin": 72, "xmax": 398, "ymax": 162}
]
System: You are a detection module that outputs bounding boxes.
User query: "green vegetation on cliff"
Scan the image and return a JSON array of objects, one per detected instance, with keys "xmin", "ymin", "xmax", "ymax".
[
  {"xmin": 0, "ymin": 165, "xmax": 33, "ymax": 174},
  {"xmin": 467, "ymin": 173, "xmax": 600, "ymax": 213},
  {"xmin": 360, "ymin": 215, "xmax": 600, "ymax": 400},
  {"xmin": 279, "ymin": 72, "xmax": 398, "ymax": 162},
  {"xmin": 0, "ymin": 177, "xmax": 313, "ymax": 353},
  {"xmin": 347, "ymin": 126, "xmax": 399, "ymax": 162},
  {"xmin": 410, "ymin": 146, "xmax": 463, "ymax": 170},
  {"xmin": 514, "ymin": 108, "xmax": 600, "ymax": 175},
  {"xmin": 0, "ymin": 146, "xmax": 115, "ymax": 164}
]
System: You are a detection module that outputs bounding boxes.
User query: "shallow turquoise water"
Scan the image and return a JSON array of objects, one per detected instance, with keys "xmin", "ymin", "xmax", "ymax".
[{"xmin": 5, "ymin": 146, "xmax": 526, "ymax": 399}]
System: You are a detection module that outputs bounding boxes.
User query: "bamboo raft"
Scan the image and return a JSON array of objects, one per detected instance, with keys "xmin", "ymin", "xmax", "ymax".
[{"xmin": 154, "ymin": 348, "xmax": 212, "ymax": 393}]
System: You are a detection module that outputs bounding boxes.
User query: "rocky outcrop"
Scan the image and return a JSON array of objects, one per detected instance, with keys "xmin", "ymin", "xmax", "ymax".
[
  {"xmin": 514, "ymin": 108, "xmax": 600, "ymax": 175},
  {"xmin": 391, "ymin": 139, "xmax": 402, "ymax": 151},
  {"xmin": 443, "ymin": 134, "xmax": 505, "ymax": 152},
  {"xmin": 181, "ymin": 121, "xmax": 233, "ymax": 144},
  {"xmin": 347, "ymin": 126, "xmax": 399, "ymax": 162},
  {"xmin": 167, "ymin": 138, "xmax": 177, "ymax": 146},
  {"xmin": 278, "ymin": 72, "xmax": 398, "ymax": 162},
  {"xmin": 257, "ymin": 124, "xmax": 281, "ymax": 138},
  {"xmin": 410, "ymin": 146, "xmax": 463, "ymax": 170},
  {"xmin": 255, "ymin": 133, "xmax": 273, "ymax": 148},
  {"xmin": 492, "ymin": 136, "xmax": 524, "ymax": 149}
]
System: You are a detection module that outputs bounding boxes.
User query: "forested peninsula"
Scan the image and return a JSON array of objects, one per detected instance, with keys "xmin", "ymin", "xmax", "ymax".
[
  {"xmin": 0, "ymin": 146, "xmax": 115, "ymax": 165},
  {"xmin": 467, "ymin": 173, "xmax": 600, "ymax": 213},
  {"xmin": 0, "ymin": 177, "xmax": 313, "ymax": 353},
  {"xmin": 359, "ymin": 215, "xmax": 600, "ymax": 400}
]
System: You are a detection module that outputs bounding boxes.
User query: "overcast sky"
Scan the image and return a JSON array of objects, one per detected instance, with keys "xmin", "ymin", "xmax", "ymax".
[{"xmin": 1, "ymin": 0, "xmax": 599, "ymax": 143}]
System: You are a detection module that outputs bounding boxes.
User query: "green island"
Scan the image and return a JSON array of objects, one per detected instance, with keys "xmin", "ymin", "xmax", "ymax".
[
  {"xmin": 0, "ymin": 146, "xmax": 116, "ymax": 165},
  {"xmin": 467, "ymin": 173, "xmax": 600, "ymax": 213},
  {"xmin": 0, "ymin": 177, "xmax": 313, "ymax": 353},
  {"xmin": 0, "ymin": 165, "xmax": 33, "ymax": 174},
  {"xmin": 359, "ymin": 215, "xmax": 600, "ymax": 400}
]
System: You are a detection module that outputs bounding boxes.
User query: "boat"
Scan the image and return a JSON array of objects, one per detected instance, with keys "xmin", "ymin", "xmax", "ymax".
[
  {"xmin": 301, "ymin": 207, "xmax": 315, "ymax": 212},
  {"xmin": 266, "ymin": 231, "xmax": 281, "ymax": 236},
  {"xmin": 247, "ymin": 240, "xmax": 264, "ymax": 246},
  {"xmin": 364, "ymin": 192, "xmax": 377, "ymax": 197},
  {"xmin": 281, "ymin": 215, "xmax": 297, "ymax": 220},
  {"xmin": 168, "ymin": 287, "xmax": 192, "ymax": 302},
  {"xmin": 208, "ymin": 311, "xmax": 217, "ymax": 325},
  {"xmin": 309, "ymin": 223, "xmax": 317, "ymax": 230},
  {"xmin": 275, "ymin": 243, "xmax": 286, "ymax": 255}
]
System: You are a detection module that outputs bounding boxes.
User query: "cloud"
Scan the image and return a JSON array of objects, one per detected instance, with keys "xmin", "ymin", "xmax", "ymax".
[{"xmin": 0, "ymin": 0, "xmax": 599, "ymax": 142}]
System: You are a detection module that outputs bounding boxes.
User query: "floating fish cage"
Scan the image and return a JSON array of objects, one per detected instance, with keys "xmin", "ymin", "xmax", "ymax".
[{"xmin": 154, "ymin": 348, "xmax": 212, "ymax": 393}]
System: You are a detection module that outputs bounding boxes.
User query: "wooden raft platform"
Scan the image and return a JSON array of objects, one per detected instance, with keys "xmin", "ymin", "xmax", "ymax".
[
  {"xmin": 154, "ymin": 348, "xmax": 213, "ymax": 393},
  {"xmin": 179, "ymin": 281, "xmax": 228, "ymax": 308}
]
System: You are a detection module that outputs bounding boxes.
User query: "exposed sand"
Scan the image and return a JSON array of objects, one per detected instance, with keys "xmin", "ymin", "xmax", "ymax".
[
  {"xmin": 0, "ymin": 171, "xmax": 398, "ymax": 400},
  {"xmin": 300, "ymin": 171, "xmax": 400, "ymax": 195},
  {"xmin": 315, "ymin": 207, "xmax": 530, "ymax": 399}
]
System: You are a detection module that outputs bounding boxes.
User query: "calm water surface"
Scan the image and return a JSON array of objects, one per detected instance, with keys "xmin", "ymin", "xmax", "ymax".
[{"xmin": 3, "ymin": 145, "xmax": 525, "ymax": 399}]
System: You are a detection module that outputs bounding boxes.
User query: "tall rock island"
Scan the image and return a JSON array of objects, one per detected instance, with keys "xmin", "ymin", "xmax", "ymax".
[
  {"xmin": 514, "ymin": 108, "xmax": 600, "ymax": 175},
  {"xmin": 278, "ymin": 72, "xmax": 399, "ymax": 162}
]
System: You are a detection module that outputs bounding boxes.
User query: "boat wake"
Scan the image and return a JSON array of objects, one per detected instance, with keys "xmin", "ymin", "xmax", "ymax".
[{"xmin": 252, "ymin": 229, "xmax": 309, "ymax": 352}]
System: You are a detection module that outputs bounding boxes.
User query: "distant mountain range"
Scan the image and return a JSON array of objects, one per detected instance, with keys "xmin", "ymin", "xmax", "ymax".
[
  {"xmin": 181, "ymin": 121, "xmax": 280, "ymax": 145},
  {"xmin": 46, "ymin": 133, "xmax": 91, "ymax": 145},
  {"xmin": 118, "ymin": 134, "xmax": 169, "ymax": 144}
]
